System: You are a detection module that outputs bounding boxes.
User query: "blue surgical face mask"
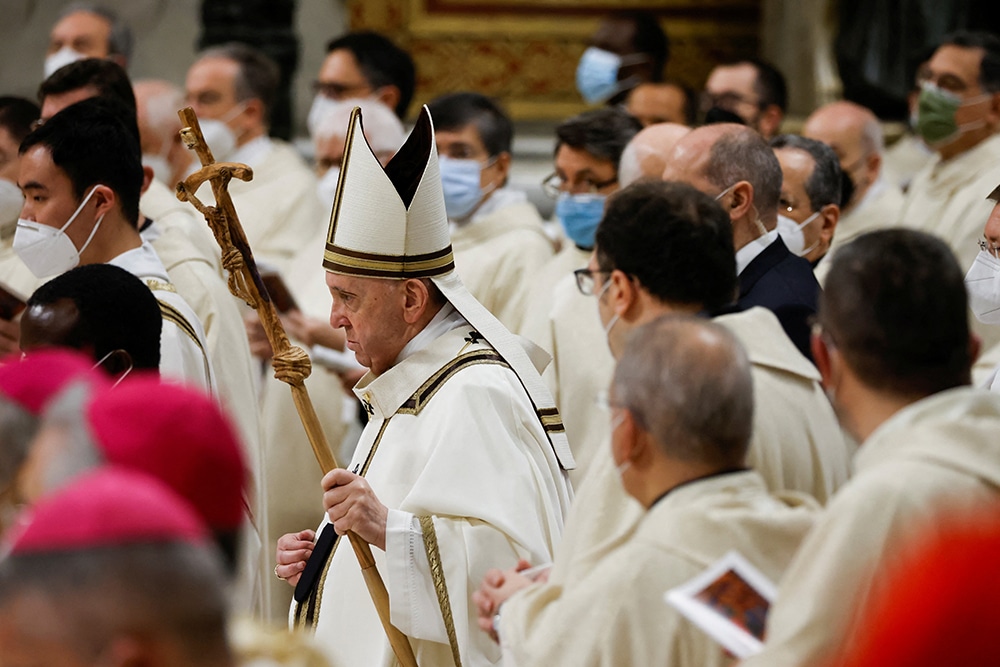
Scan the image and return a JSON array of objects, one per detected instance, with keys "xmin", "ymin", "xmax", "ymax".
[
  {"xmin": 439, "ymin": 156, "xmax": 496, "ymax": 221},
  {"xmin": 575, "ymin": 47, "xmax": 646, "ymax": 104},
  {"xmin": 557, "ymin": 192, "xmax": 606, "ymax": 249}
]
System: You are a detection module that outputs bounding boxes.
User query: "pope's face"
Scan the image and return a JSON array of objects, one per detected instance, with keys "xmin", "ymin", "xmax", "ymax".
[{"xmin": 326, "ymin": 272, "xmax": 409, "ymax": 376}]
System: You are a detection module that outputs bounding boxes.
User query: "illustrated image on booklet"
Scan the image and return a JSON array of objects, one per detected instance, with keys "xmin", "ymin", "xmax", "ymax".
[
  {"xmin": 665, "ymin": 550, "xmax": 777, "ymax": 659},
  {"xmin": 0, "ymin": 281, "xmax": 27, "ymax": 321}
]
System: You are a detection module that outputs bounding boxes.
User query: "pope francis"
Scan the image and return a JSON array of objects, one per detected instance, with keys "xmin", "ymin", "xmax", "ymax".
[{"xmin": 275, "ymin": 106, "xmax": 575, "ymax": 667}]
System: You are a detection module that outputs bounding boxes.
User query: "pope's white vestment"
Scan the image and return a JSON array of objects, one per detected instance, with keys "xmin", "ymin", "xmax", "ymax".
[
  {"xmin": 500, "ymin": 471, "xmax": 817, "ymax": 667},
  {"xmin": 294, "ymin": 306, "xmax": 572, "ymax": 667},
  {"xmin": 744, "ymin": 387, "xmax": 1000, "ymax": 667},
  {"xmin": 108, "ymin": 241, "xmax": 215, "ymax": 390}
]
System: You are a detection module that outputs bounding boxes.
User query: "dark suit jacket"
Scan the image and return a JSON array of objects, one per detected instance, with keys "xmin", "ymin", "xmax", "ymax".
[{"xmin": 737, "ymin": 236, "xmax": 820, "ymax": 362}]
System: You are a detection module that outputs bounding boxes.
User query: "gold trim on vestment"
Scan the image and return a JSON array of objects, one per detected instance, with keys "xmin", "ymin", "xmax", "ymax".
[
  {"xmin": 144, "ymin": 278, "xmax": 177, "ymax": 293},
  {"xmin": 397, "ymin": 348, "xmax": 507, "ymax": 416},
  {"xmin": 156, "ymin": 299, "xmax": 212, "ymax": 383},
  {"xmin": 419, "ymin": 515, "xmax": 463, "ymax": 667}
]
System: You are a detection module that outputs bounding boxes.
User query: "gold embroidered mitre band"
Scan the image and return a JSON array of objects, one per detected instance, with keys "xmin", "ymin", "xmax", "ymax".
[{"xmin": 323, "ymin": 106, "xmax": 455, "ymax": 278}]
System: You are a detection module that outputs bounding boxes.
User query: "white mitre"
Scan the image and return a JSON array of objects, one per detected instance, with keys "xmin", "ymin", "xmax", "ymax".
[{"xmin": 323, "ymin": 105, "xmax": 575, "ymax": 471}]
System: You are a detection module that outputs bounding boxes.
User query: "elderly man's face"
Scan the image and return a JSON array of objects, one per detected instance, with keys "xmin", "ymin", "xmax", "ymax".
[
  {"xmin": 47, "ymin": 10, "xmax": 111, "ymax": 59},
  {"xmin": 326, "ymin": 273, "xmax": 411, "ymax": 376},
  {"xmin": 774, "ymin": 147, "xmax": 826, "ymax": 257}
]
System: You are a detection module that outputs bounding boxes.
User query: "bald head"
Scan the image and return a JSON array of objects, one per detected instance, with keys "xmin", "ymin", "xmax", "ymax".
[
  {"xmin": 803, "ymin": 101, "xmax": 884, "ymax": 209},
  {"xmin": 619, "ymin": 122, "xmax": 690, "ymax": 187},
  {"xmin": 612, "ymin": 314, "xmax": 753, "ymax": 467},
  {"xmin": 663, "ymin": 123, "xmax": 782, "ymax": 245}
]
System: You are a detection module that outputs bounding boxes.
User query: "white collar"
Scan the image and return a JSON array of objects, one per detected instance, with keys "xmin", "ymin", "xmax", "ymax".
[
  {"xmin": 107, "ymin": 241, "xmax": 170, "ymax": 282},
  {"xmin": 230, "ymin": 135, "xmax": 273, "ymax": 169},
  {"xmin": 735, "ymin": 228, "xmax": 778, "ymax": 275},
  {"xmin": 394, "ymin": 302, "xmax": 468, "ymax": 365}
]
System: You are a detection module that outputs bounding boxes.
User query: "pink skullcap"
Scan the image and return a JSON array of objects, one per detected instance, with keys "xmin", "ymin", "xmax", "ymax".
[
  {"xmin": 0, "ymin": 348, "xmax": 110, "ymax": 415},
  {"xmin": 85, "ymin": 377, "xmax": 247, "ymax": 530},
  {"xmin": 8, "ymin": 467, "xmax": 208, "ymax": 555}
]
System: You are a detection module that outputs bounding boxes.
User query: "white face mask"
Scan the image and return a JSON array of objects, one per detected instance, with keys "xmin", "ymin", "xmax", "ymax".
[
  {"xmin": 777, "ymin": 212, "xmax": 820, "ymax": 257},
  {"xmin": 0, "ymin": 178, "xmax": 24, "ymax": 230},
  {"xmin": 316, "ymin": 166, "xmax": 341, "ymax": 208},
  {"xmin": 141, "ymin": 153, "xmax": 172, "ymax": 185},
  {"xmin": 965, "ymin": 249, "xmax": 1000, "ymax": 324},
  {"xmin": 14, "ymin": 185, "xmax": 104, "ymax": 278},
  {"xmin": 308, "ymin": 94, "xmax": 343, "ymax": 139},
  {"xmin": 44, "ymin": 46, "xmax": 87, "ymax": 78},
  {"xmin": 198, "ymin": 103, "xmax": 247, "ymax": 162}
]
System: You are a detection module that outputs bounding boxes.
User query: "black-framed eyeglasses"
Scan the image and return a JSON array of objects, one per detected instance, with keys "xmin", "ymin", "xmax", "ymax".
[
  {"xmin": 313, "ymin": 80, "xmax": 373, "ymax": 99},
  {"xmin": 699, "ymin": 91, "xmax": 763, "ymax": 113},
  {"xmin": 542, "ymin": 172, "xmax": 618, "ymax": 199},
  {"xmin": 574, "ymin": 267, "xmax": 609, "ymax": 296}
]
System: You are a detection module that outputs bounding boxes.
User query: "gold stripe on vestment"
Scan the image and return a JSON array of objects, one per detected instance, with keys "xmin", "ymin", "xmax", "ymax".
[{"xmin": 420, "ymin": 515, "xmax": 463, "ymax": 667}]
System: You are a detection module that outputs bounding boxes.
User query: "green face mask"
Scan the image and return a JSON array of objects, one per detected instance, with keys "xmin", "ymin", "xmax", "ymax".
[{"xmin": 916, "ymin": 81, "xmax": 989, "ymax": 146}]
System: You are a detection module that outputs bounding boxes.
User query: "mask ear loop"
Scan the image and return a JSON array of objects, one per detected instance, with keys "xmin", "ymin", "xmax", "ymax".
[{"xmin": 92, "ymin": 349, "xmax": 134, "ymax": 389}]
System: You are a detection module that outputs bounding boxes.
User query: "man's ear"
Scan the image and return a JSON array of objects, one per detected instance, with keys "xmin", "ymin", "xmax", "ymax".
[
  {"xmin": 759, "ymin": 104, "xmax": 784, "ymax": 139},
  {"xmin": 819, "ymin": 203, "xmax": 840, "ymax": 247},
  {"xmin": 728, "ymin": 180, "xmax": 756, "ymax": 223},
  {"xmin": 490, "ymin": 151, "xmax": 512, "ymax": 188},
  {"xmin": 91, "ymin": 184, "xmax": 118, "ymax": 220},
  {"xmin": 608, "ymin": 269, "xmax": 637, "ymax": 318},
  {"xmin": 140, "ymin": 165, "xmax": 153, "ymax": 196},
  {"xmin": 375, "ymin": 86, "xmax": 402, "ymax": 118},
  {"xmin": 401, "ymin": 278, "xmax": 432, "ymax": 325},
  {"xmin": 812, "ymin": 330, "xmax": 837, "ymax": 388}
]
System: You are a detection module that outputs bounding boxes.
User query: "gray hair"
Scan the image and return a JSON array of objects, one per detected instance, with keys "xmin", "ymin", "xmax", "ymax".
[
  {"xmin": 58, "ymin": 3, "xmax": 133, "ymax": 62},
  {"xmin": 0, "ymin": 541, "xmax": 231, "ymax": 666},
  {"xmin": 36, "ymin": 382, "xmax": 104, "ymax": 496},
  {"xmin": 134, "ymin": 79, "xmax": 184, "ymax": 148},
  {"xmin": 315, "ymin": 97, "xmax": 405, "ymax": 160},
  {"xmin": 612, "ymin": 314, "xmax": 754, "ymax": 467},
  {"xmin": 703, "ymin": 127, "xmax": 783, "ymax": 220},
  {"xmin": 770, "ymin": 134, "xmax": 843, "ymax": 209},
  {"xmin": 198, "ymin": 42, "xmax": 280, "ymax": 121},
  {"xmin": 0, "ymin": 399, "xmax": 39, "ymax": 498}
]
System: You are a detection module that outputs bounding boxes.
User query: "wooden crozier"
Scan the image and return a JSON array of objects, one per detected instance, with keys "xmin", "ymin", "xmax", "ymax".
[{"xmin": 174, "ymin": 107, "xmax": 418, "ymax": 667}]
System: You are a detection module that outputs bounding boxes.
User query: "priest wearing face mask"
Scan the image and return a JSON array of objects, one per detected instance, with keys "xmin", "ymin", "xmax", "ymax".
[
  {"xmin": 574, "ymin": 11, "xmax": 669, "ymax": 106},
  {"xmin": 185, "ymin": 42, "xmax": 323, "ymax": 271},
  {"xmin": 769, "ymin": 134, "xmax": 842, "ymax": 267},
  {"xmin": 803, "ymin": 100, "xmax": 906, "ymax": 284},
  {"xmin": 896, "ymin": 31, "xmax": 1000, "ymax": 384},
  {"xmin": 518, "ymin": 107, "xmax": 639, "ymax": 484},
  {"xmin": 965, "ymin": 185, "xmax": 1000, "ymax": 394},
  {"xmin": 15, "ymin": 98, "xmax": 213, "ymax": 391},
  {"xmin": 429, "ymin": 92, "xmax": 553, "ymax": 333}
]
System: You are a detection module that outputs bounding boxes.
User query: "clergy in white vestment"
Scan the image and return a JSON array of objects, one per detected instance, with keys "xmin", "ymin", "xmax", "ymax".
[
  {"xmin": 498, "ymin": 315, "xmax": 817, "ymax": 667},
  {"xmin": 273, "ymin": 105, "xmax": 574, "ymax": 667},
  {"xmin": 517, "ymin": 108, "xmax": 639, "ymax": 483},
  {"xmin": 895, "ymin": 33, "xmax": 1000, "ymax": 383},
  {"xmin": 744, "ymin": 229, "xmax": 1000, "ymax": 667},
  {"xmin": 967, "ymin": 190, "xmax": 1000, "ymax": 394},
  {"xmin": 186, "ymin": 43, "xmax": 324, "ymax": 271},
  {"xmin": 256, "ymin": 96, "xmax": 405, "ymax": 622},
  {"xmin": 474, "ymin": 182, "xmax": 847, "ymax": 664},
  {"xmin": 15, "ymin": 98, "xmax": 214, "ymax": 391},
  {"xmin": 802, "ymin": 101, "xmax": 905, "ymax": 284},
  {"xmin": 429, "ymin": 92, "xmax": 553, "ymax": 333}
]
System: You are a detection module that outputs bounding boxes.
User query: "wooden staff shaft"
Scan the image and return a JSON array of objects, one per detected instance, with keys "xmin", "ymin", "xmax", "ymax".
[{"xmin": 176, "ymin": 108, "xmax": 417, "ymax": 667}]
